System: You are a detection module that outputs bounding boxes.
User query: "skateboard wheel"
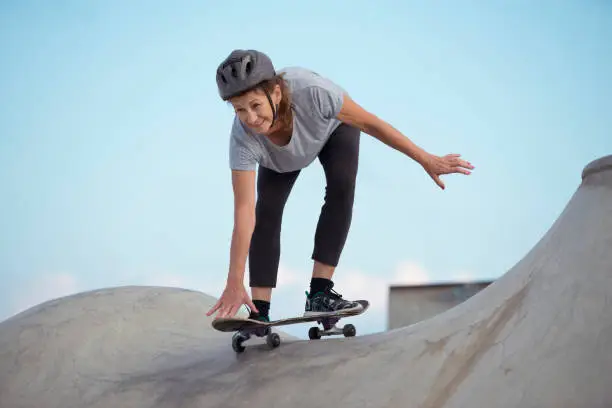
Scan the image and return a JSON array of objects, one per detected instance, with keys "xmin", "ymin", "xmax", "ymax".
[
  {"xmin": 266, "ymin": 332, "xmax": 281, "ymax": 348},
  {"xmin": 343, "ymin": 324, "xmax": 356, "ymax": 337},
  {"xmin": 232, "ymin": 334, "xmax": 246, "ymax": 353},
  {"xmin": 308, "ymin": 326, "xmax": 321, "ymax": 340}
]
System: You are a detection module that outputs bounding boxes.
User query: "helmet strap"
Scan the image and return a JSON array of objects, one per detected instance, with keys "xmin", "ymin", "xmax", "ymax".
[{"xmin": 262, "ymin": 88, "xmax": 278, "ymax": 127}]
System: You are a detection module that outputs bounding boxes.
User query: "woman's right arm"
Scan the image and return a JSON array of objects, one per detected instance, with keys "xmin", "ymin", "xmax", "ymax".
[
  {"xmin": 206, "ymin": 168, "xmax": 257, "ymax": 318},
  {"xmin": 226, "ymin": 169, "xmax": 256, "ymax": 287}
]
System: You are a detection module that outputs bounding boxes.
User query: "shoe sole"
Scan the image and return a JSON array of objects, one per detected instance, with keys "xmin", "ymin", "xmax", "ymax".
[{"xmin": 303, "ymin": 302, "xmax": 363, "ymax": 317}]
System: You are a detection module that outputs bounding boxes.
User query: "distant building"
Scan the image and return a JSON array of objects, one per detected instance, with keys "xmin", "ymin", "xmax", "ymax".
[{"xmin": 387, "ymin": 280, "xmax": 493, "ymax": 330}]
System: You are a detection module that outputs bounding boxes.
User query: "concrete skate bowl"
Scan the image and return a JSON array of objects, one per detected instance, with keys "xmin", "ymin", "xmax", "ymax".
[{"xmin": 1, "ymin": 154, "xmax": 611, "ymax": 408}]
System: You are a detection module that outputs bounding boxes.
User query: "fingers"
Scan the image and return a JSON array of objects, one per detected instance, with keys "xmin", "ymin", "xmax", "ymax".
[
  {"xmin": 451, "ymin": 157, "xmax": 471, "ymax": 166},
  {"xmin": 208, "ymin": 300, "xmax": 247, "ymax": 319},
  {"xmin": 427, "ymin": 153, "xmax": 474, "ymax": 188},
  {"xmin": 207, "ymin": 285, "xmax": 255, "ymax": 320},
  {"xmin": 216, "ymin": 305, "xmax": 231, "ymax": 319},
  {"xmin": 431, "ymin": 173, "xmax": 445, "ymax": 189},
  {"xmin": 459, "ymin": 159, "xmax": 474, "ymax": 170},
  {"xmin": 441, "ymin": 155, "xmax": 474, "ymax": 175},
  {"xmin": 224, "ymin": 305, "xmax": 237, "ymax": 319},
  {"xmin": 454, "ymin": 167, "xmax": 472, "ymax": 175},
  {"xmin": 206, "ymin": 299, "xmax": 221, "ymax": 316},
  {"xmin": 442, "ymin": 153, "xmax": 472, "ymax": 165},
  {"xmin": 208, "ymin": 299, "xmax": 232, "ymax": 319}
]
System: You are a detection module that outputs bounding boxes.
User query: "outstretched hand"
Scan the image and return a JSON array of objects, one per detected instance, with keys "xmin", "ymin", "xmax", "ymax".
[
  {"xmin": 206, "ymin": 283, "xmax": 258, "ymax": 319},
  {"xmin": 421, "ymin": 153, "xmax": 474, "ymax": 189}
]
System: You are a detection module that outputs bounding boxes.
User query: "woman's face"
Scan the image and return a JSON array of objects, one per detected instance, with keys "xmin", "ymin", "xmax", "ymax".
[{"xmin": 230, "ymin": 86, "xmax": 281, "ymax": 134}]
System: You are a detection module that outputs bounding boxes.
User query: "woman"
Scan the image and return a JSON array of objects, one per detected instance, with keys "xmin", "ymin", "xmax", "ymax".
[{"xmin": 206, "ymin": 49, "xmax": 474, "ymax": 322}]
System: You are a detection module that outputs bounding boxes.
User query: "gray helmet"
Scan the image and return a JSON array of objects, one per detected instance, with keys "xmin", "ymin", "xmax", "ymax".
[{"xmin": 216, "ymin": 49, "xmax": 276, "ymax": 100}]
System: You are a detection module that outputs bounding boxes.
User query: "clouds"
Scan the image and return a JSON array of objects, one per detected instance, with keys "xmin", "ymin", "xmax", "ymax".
[
  {"xmin": 393, "ymin": 260, "xmax": 475, "ymax": 285},
  {"xmin": 393, "ymin": 261, "xmax": 430, "ymax": 284}
]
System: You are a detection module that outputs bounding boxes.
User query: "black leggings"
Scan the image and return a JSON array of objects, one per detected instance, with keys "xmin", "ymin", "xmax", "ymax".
[{"xmin": 248, "ymin": 123, "xmax": 360, "ymax": 288}]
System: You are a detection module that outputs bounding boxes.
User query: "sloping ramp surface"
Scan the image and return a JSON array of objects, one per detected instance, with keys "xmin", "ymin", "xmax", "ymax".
[{"xmin": 1, "ymin": 155, "xmax": 611, "ymax": 408}]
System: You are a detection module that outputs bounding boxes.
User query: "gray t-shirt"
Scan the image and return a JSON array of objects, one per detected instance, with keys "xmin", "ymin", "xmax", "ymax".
[{"xmin": 228, "ymin": 66, "xmax": 346, "ymax": 173}]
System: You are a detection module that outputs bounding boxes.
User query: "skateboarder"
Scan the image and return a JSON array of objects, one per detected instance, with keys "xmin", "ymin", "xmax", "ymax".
[{"xmin": 206, "ymin": 49, "xmax": 474, "ymax": 323}]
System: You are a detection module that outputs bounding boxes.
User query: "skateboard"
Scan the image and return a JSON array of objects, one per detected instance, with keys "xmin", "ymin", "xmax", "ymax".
[{"xmin": 212, "ymin": 300, "xmax": 369, "ymax": 353}]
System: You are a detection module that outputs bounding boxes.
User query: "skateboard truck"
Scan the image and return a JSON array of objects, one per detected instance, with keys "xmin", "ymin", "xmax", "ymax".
[
  {"xmin": 308, "ymin": 316, "xmax": 357, "ymax": 340},
  {"xmin": 232, "ymin": 326, "xmax": 281, "ymax": 353}
]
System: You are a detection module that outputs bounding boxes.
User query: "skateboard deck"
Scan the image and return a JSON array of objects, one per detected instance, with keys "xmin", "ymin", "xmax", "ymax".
[
  {"xmin": 213, "ymin": 300, "xmax": 369, "ymax": 332},
  {"xmin": 212, "ymin": 300, "xmax": 369, "ymax": 352}
]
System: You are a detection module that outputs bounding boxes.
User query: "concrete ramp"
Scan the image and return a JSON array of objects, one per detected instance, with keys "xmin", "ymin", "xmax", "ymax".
[{"xmin": 1, "ymin": 155, "xmax": 611, "ymax": 408}]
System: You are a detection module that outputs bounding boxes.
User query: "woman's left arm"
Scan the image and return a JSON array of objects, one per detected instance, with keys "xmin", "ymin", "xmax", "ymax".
[{"xmin": 336, "ymin": 94, "xmax": 474, "ymax": 189}]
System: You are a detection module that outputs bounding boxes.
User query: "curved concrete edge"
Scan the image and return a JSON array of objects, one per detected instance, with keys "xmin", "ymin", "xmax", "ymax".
[
  {"xmin": 1, "ymin": 285, "xmax": 215, "ymax": 324},
  {"xmin": 582, "ymin": 154, "xmax": 612, "ymax": 180}
]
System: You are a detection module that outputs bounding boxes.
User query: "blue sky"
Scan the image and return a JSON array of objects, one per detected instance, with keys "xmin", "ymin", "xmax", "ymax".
[{"xmin": 1, "ymin": 1, "xmax": 610, "ymax": 337}]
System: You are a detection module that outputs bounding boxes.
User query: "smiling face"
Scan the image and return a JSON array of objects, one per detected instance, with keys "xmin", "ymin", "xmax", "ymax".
[{"xmin": 230, "ymin": 85, "xmax": 281, "ymax": 135}]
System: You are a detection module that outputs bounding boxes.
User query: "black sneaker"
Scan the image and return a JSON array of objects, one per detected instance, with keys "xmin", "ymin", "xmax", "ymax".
[
  {"xmin": 304, "ymin": 283, "xmax": 361, "ymax": 316},
  {"xmin": 248, "ymin": 310, "xmax": 270, "ymax": 323}
]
